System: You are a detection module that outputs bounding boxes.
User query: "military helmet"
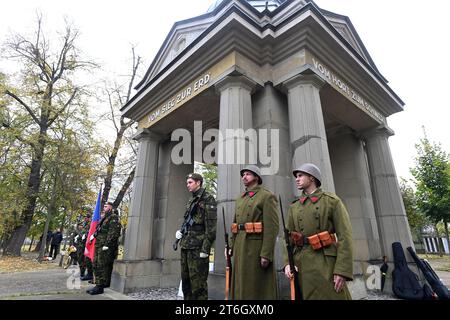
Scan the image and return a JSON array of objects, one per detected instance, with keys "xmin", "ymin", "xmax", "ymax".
[
  {"xmin": 240, "ymin": 165, "xmax": 263, "ymax": 184},
  {"xmin": 186, "ymin": 173, "xmax": 203, "ymax": 184},
  {"xmin": 292, "ymin": 163, "xmax": 322, "ymax": 187}
]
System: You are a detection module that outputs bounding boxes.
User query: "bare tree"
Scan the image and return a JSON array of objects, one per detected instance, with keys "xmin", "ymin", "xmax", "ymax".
[{"xmin": 1, "ymin": 15, "xmax": 95, "ymax": 255}]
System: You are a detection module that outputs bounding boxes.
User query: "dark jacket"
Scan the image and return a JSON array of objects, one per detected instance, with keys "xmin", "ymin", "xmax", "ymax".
[{"xmin": 51, "ymin": 231, "xmax": 63, "ymax": 245}]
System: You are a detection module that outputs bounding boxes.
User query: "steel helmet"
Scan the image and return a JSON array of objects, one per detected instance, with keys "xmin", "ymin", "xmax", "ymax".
[
  {"xmin": 292, "ymin": 163, "xmax": 322, "ymax": 187},
  {"xmin": 240, "ymin": 165, "xmax": 263, "ymax": 184}
]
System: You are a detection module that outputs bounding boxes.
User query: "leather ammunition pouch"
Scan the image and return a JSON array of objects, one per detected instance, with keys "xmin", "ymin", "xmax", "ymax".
[
  {"xmin": 307, "ymin": 231, "xmax": 337, "ymax": 251},
  {"xmin": 231, "ymin": 222, "xmax": 263, "ymax": 234},
  {"xmin": 188, "ymin": 224, "xmax": 205, "ymax": 232}
]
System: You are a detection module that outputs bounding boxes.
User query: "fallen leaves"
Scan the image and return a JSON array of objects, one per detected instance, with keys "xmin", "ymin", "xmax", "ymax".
[{"xmin": 0, "ymin": 253, "xmax": 60, "ymax": 273}]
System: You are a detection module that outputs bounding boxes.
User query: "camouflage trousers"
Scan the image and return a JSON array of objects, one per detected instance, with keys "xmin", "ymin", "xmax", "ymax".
[
  {"xmin": 93, "ymin": 245, "xmax": 117, "ymax": 286},
  {"xmin": 180, "ymin": 248, "xmax": 210, "ymax": 300},
  {"xmin": 77, "ymin": 250, "xmax": 93, "ymax": 276}
]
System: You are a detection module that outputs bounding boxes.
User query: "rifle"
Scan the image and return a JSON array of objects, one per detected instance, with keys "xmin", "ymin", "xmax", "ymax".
[
  {"xmin": 173, "ymin": 189, "xmax": 205, "ymax": 251},
  {"xmin": 407, "ymin": 246, "xmax": 449, "ymax": 300},
  {"xmin": 279, "ymin": 195, "xmax": 302, "ymax": 300},
  {"xmin": 222, "ymin": 207, "xmax": 232, "ymax": 300}
]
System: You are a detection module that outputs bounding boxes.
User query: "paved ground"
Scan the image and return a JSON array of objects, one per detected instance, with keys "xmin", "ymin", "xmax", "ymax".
[
  {"xmin": 0, "ymin": 266, "xmax": 131, "ymax": 300},
  {"xmin": 0, "ymin": 252, "xmax": 448, "ymax": 300}
]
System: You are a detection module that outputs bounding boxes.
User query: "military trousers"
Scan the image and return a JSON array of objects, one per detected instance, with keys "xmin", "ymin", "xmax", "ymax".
[
  {"xmin": 180, "ymin": 248, "xmax": 210, "ymax": 300},
  {"xmin": 77, "ymin": 250, "xmax": 93, "ymax": 276},
  {"xmin": 93, "ymin": 245, "xmax": 117, "ymax": 287}
]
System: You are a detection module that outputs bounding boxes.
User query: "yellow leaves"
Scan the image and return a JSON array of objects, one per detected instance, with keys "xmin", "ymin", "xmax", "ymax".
[{"xmin": 0, "ymin": 254, "xmax": 58, "ymax": 274}]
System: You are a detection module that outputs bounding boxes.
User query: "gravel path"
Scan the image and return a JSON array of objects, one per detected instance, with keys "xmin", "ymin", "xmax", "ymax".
[{"xmin": 127, "ymin": 287, "xmax": 182, "ymax": 300}]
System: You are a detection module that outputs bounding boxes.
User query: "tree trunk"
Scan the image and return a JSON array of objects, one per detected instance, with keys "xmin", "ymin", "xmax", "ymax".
[
  {"xmin": 34, "ymin": 236, "xmax": 43, "ymax": 252},
  {"xmin": 435, "ymin": 223, "xmax": 444, "ymax": 257},
  {"xmin": 4, "ymin": 126, "xmax": 47, "ymax": 256},
  {"xmin": 444, "ymin": 219, "xmax": 449, "ymax": 256},
  {"xmin": 28, "ymin": 235, "xmax": 34, "ymax": 251}
]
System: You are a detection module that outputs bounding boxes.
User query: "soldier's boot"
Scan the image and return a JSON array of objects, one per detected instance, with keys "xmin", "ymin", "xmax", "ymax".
[
  {"xmin": 88, "ymin": 285, "xmax": 104, "ymax": 295},
  {"xmin": 81, "ymin": 273, "xmax": 93, "ymax": 281}
]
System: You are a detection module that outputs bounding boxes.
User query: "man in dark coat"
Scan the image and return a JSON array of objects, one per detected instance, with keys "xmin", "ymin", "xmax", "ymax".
[
  {"xmin": 49, "ymin": 229, "xmax": 63, "ymax": 260},
  {"xmin": 176, "ymin": 173, "xmax": 217, "ymax": 300},
  {"xmin": 230, "ymin": 165, "xmax": 279, "ymax": 300}
]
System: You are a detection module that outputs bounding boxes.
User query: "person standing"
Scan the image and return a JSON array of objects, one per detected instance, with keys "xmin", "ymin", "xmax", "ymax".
[
  {"xmin": 175, "ymin": 173, "xmax": 217, "ymax": 300},
  {"xmin": 283, "ymin": 163, "xmax": 354, "ymax": 300},
  {"xmin": 229, "ymin": 165, "xmax": 279, "ymax": 300},
  {"xmin": 87, "ymin": 202, "xmax": 121, "ymax": 295},
  {"xmin": 49, "ymin": 228, "xmax": 63, "ymax": 260}
]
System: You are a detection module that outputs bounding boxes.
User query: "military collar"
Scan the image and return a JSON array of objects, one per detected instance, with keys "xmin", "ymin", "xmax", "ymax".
[
  {"xmin": 299, "ymin": 188, "xmax": 323, "ymax": 204},
  {"xmin": 242, "ymin": 184, "xmax": 261, "ymax": 198}
]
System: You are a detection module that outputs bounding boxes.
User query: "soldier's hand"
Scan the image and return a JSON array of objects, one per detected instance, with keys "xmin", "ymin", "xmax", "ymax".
[
  {"xmin": 89, "ymin": 234, "xmax": 94, "ymax": 242},
  {"xmin": 333, "ymin": 274, "xmax": 346, "ymax": 293},
  {"xmin": 260, "ymin": 257, "xmax": 270, "ymax": 269},
  {"xmin": 82, "ymin": 234, "xmax": 86, "ymax": 240},
  {"xmin": 102, "ymin": 246, "xmax": 109, "ymax": 251},
  {"xmin": 199, "ymin": 252, "xmax": 209, "ymax": 258},
  {"xmin": 224, "ymin": 248, "xmax": 232, "ymax": 258},
  {"xmin": 175, "ymin": 230, "xmax": 183, "ymax": 240},
  {"xmin": 284, "ymin": 265, "xmax": 299, "ymax": 279}
]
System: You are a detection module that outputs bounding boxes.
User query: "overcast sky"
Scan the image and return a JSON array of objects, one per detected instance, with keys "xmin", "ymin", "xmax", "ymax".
[{"xmin": 1, "ymin": 0, "xmax": 449, "ymax": 181}]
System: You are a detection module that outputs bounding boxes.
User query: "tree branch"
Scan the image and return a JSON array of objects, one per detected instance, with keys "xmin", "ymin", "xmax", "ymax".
[{"xmin": 4, "ymin": 90, "xmax": 40, "ymax": 125}]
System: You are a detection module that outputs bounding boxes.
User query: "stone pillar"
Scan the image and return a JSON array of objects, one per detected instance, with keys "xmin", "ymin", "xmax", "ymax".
[
  {"xmin": 111, "ymin": 129, "xmax": 163, "ymax": 293},
  {"xmin": 363, "ymin": 126, "xmax": 414, "ymax": 259},
  {"xmin": 209, "ymin": 75, "xmax": 257, "ymax": 299},
  {"xmin": 328, "ymin": 130, "xmax": 382, "ymax": 299},
  {"xmin": 124, "ymin": 129, "xmax": 162, "ymax": 260},
  {"xmin": 283, "ymin": 74, "xmax": 335, "ymax": 193}
]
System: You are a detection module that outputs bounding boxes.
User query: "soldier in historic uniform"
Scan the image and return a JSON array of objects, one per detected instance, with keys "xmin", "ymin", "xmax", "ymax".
[
  {"xmin": 87, "ymin": 202, "xmax": 121, "ymax": 295},
  {"xmin": 175, "ymin": 173, "xmax": 217, "ymax": 300},
  {"xmin": 229, "ymin": 165, "xmax": 279, "ymax": 300},
  {"xmin": 283, "ymin": 163, "xmax": 353, "ymax": 300}
]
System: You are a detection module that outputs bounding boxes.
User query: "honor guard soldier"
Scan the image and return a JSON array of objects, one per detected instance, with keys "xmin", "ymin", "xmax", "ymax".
[
  {"xmin": 175, "ymin": 173, "xmax": 217, "ymax": 300},
  {"xmin": 283, "ymin": 163, "xmax": 354, "ymax": 300},
  {"xmin": 87, "ymin": 202, "xmax": 121, "ymax": 295},
  {"xmin": 230, "ymin": 165, "xmax": 279, "ymax": 299}
]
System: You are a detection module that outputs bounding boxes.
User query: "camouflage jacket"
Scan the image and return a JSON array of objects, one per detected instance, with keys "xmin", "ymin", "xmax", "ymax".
[
  {"xmin": 94, "ymin": 210, "xmax": 121, "ymax": 249},
  {"xmin": 180, "ymin": 188, "xmax": 217, "ymax": 253}
]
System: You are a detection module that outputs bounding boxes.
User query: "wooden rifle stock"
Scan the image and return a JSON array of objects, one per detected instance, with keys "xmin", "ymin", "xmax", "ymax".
[
  {"xmin": 279, "ymin": 195, "xmax": 302, "ymax": 300},
  {"xmin": 222, "ymin": 207, "xmax": 232, "ymax": 300}
]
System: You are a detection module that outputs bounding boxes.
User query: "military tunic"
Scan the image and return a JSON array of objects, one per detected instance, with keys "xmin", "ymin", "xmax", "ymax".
[
  {"xmin": 231, "ymin": 184, "xmax": 279, "ymax": 300},
  {"xmin": 93, "ymin": 210, "xmax": 121, "ymax": 287},
  {"xmin": 284, "ymin": 188, "xmax": 353, "ymax": 300},
  {"xmin": 179, "ymin": 187, "xmax": 217, "ymax": 300}
]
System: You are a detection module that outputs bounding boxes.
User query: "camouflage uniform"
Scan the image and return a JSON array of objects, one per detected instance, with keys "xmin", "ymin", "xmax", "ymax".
[
  {"xmin": 179, "ymin": 187, "xmax": 217, "ymax": 300},
  {"xmin": 93, "ymin": 209, "xmax": 121, "ymax": 287}
]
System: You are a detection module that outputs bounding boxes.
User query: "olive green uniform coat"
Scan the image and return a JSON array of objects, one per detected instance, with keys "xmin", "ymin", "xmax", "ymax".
[
  {"xmin": 179, "ymin": 188, "xmax": 217, "ymax": 300},
  {"xmin": 231, "ymin": 184, "xmax": 279, "ymax": 300},
  {"xmin": 284, "ymin": 188, "xmax": 353, "ymax": 300}
]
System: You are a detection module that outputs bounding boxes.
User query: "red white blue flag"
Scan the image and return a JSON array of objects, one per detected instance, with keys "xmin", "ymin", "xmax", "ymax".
[{"xmin": 84, "ymin": 186, "xmax": 102, "ymax": 260}]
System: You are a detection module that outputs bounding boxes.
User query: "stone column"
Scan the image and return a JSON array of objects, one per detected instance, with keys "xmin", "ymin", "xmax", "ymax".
[
  {"xmin": 328, "ymin": 130, "xmax": 382, "ymax": 299},
  {"xmin": 283, "ymin": 74, "xmax": 335, "ymax": 193},
  {"xmin": 124, "ymin": 129, "xmax": 162, "ymax": 260},
  {"xmin": 363, "ymin": 126, "xmax": 414, "ymax": 259},
  {"xmin": 111, "ymin": 129, "xmax": 163, "ymax": 293},
  {"xmin": 209, "ymin": 75, "xmax": 257, "ymax": 299}
]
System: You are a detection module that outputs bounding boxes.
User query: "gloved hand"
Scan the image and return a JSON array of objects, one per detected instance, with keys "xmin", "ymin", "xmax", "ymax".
[
  {"xmin": 89, "ymin": 234, "xmax": 94, "ymax": 242},
  {"xmin": 175, "ymin": 230, "xmax": 183, "ymax": 240},
  {"xmin": 199, "ymin": 252, "xmax": 209, "ymax": 258},
  {"xmin": 82, "ymin": 234, "xmax": 86, "ymax": 240},
  {"xmin": 102, "ymin": 246, "xmax": 109, "ymax": 251},
  {"xmin": 74, "ymin": 235, "xmax": 79, "ymax": 242}
]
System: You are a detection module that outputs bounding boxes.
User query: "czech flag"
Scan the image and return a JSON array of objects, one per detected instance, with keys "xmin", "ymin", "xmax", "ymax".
[{"xmin": 84, "ymin": 186, "xmax": 102, "ymax": 260}]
